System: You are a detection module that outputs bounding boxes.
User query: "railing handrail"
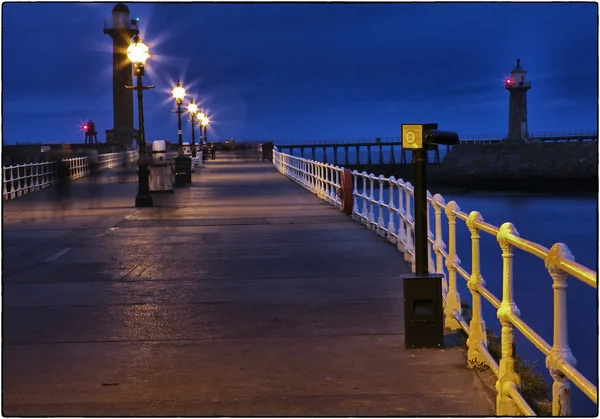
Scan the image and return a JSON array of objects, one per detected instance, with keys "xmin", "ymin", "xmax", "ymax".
[
  {"xmin": 272, "ymin": 147, "xmax": 598, "ymax": 416},
  {"xmin": 3, "ymin": 151, "xmax": 138, "ymax": 201}
]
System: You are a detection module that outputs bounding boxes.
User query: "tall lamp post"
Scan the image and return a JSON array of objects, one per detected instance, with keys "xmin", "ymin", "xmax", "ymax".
[
  {"xmin": 125, "ymin": 34, "xmax": 154, "ymax": 207},
  {"xmin": 171, "ymin": 81, "xmax": 186, "ymax": 154},
  {"xmin": 201, "ymin": 115, "xmax": 210, "ymax": 144},
  {"xmin": 197, "ymin": 110, "xmax": 205, "ymax": 146},
  {"xmin": 187, "ymin": 99, "xmax": 198, "ymax": 157}
]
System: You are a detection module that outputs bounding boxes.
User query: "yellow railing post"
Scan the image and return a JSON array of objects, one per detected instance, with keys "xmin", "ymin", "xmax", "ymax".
[
  {"xmin": 545, "ymin": 243, "xmax": 577, "ymax": 416},
  {"xmin": 466, "ymin": 211, "xmax": 488, "ymax": 366},
  {"xmin": 426, "ymin": 191, "xmax": 435, "ymax": 273},
  {"xmin": 496, "ymin": 222, "xmax": 522, "ymax": 416},
  {"xmin": 444, "ymin": 201, "xmax": 462, "ymax": 330}
]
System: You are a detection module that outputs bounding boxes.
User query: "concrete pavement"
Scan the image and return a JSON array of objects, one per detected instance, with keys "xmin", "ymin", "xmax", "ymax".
[{"xmin": 3, "ymin": 155, "xmax": 495, "ymax": 416}]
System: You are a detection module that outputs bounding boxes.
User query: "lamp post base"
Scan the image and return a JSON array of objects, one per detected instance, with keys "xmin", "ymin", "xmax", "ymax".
[
  {"xmin": 136, "ymin": 163, "xmax": 154, "ymax": 207},
  {"xmin": 135, "ymin": 194, "xmax": 154, "ymax": 207}
]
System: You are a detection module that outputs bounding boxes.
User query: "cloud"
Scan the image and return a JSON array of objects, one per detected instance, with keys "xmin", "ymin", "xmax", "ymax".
[{"xmin": 544, "ymin": 99, "xmax": 579, "ymax": 108}]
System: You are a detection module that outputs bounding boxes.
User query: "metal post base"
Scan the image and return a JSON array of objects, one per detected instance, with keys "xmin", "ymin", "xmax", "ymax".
[
  {"xmin": 403, "ymin": 273, "xmax": 444, "ymax": 349},
  {"xmin": 135, "ymin": 194, "xmax": 154, "ymax": 207}
]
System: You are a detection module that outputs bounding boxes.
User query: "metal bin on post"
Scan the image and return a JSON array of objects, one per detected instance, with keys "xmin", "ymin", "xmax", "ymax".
[{"xmin": 150, "ymin": 140, "xmax": 173, "ymax": 192}]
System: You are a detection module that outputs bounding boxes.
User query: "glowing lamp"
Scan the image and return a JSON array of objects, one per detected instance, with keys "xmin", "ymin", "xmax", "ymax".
[
  {"xmin": 83, "ymin": 124, "xmax": 88, "ymax": 130},
  {"xmin": 201, "ymin": 116, "xmax": 209, "ymax": 127},
  {"xmin": 197, "ymin": 111, "xmax": 205, "ymax": 120},
  {"xmin": 188, "ymin": 100, "xmax": 198, "ymax": 114},
  {"xmin": 127, "ymin": 34, "xmax": 150, "ymax": 65},
  {"xmin": 172, "ymin": 81, "xmax": 186, "ymax": 101},
  {"xmin": 505, "ymin": 78, "xmax": 512, "ymax": 84}
]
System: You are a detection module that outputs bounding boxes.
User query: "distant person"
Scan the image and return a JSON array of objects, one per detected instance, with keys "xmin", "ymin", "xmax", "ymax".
[{"xmin": 210, "ymin": 143, "xmax": 216, "ymax": 160}]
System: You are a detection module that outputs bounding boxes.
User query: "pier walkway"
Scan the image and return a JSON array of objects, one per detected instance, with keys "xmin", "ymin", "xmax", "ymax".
[{"xmin": 3, "ymin": 158, "xmax": 495, "ymax": 416}]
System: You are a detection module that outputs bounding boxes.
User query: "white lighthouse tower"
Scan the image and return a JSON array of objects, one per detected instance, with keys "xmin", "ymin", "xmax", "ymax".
[{"xmin": 505, "ymin": 58, "xmax": 532, "ymax": 142}]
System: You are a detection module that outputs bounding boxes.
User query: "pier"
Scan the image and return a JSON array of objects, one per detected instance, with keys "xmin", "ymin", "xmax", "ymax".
[
  {"xmin": 3, "ymin": 154, "xmax": 498, "ymax": 416},
  {"xmin": 2, "ymin": 149, "xmax": 597, "ymax": 416}
]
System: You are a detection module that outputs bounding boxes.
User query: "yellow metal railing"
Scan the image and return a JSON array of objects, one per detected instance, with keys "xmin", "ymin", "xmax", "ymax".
[{"xmin": 273, "ymin": 148, "xmax": 598, "ymax": 416}]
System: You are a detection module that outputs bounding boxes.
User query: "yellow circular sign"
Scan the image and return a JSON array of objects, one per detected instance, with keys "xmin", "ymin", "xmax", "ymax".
[{"xmin": 406, "ymin": 131, "xmax": 416, "ymax": 144}]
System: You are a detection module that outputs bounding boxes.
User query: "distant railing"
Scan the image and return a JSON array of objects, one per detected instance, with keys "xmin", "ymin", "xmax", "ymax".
[
  {"xmin": 272, "ymin": 131, "xmax": 598, "ymax": 148},
  {"xmin": 273, "ymin": 147, "xmax": 597, "ymax": 417},
  {"xmin": 103, "ymin": 19, "xmax": 139, "ymax": 31},
  {"xmin": 459, "ymin": 131, "xmax": 598, "ymax": 144},
  {"xmin": 3, "ymin": 151, "xmax": 138, "ymax": 200},
  {"xmin": 275, "ymin": 136, "xmax": 400, "ymax": 146}
]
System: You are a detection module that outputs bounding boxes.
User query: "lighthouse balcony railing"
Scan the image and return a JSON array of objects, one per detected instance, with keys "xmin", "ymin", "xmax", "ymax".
[
  {"xmin": 103, "ymin": 19, "xmax": 139, "ymax": 31},
  {"xmin": 272, "ymin": 147, "xmax": 597, "ymax": 417},
  {"xmin": 3, "ymin": 151, "xmax": 138, "ymax": 201}
]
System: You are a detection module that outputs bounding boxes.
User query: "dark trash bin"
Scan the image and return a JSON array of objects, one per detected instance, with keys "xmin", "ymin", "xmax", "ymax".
[
  {"xmin": 261, "ymin": 141, "xmax": 274, "ymax": 162},
  {"xmin": 403, "ymin": 274, "xmax": 444, "ymax": 349},
  {"xmin": 174, "ymin": 156, "xmax": 192, "ymax": 186}
]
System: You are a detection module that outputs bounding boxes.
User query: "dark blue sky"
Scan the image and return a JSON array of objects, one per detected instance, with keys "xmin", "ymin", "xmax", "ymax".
[{"xmin": 2, "ymin": 2, "xmax": 598, "ymax": 145}]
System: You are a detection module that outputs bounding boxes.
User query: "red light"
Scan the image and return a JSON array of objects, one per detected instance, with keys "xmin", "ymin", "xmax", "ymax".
[
  {"xmin": 83, "ymin": 125, "xmax": 88, "ymax": 130},
  {"xmin": 505, "ymin": 78, "xmax": 512, "ymax": 84}
]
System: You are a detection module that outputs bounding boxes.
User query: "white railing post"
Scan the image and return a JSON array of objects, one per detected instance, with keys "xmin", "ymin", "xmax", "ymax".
[
  {"xmin": 444, "ymin": 201, "xmax": 462, "ymax": 330},
  {"xmin": 397, "ymin": 180, "xmax": 406, "ymax": 252},
  {"xmin": 3, "ymin": 166, "xmax": 8, "ymax": 200},
  {"xmin": 376, "ymin": 174, "xmax": 386, "ymax": 236},
  {"xmin": 351, "ymin": 171, "xmax": 359, "ymax": 220},
  {"xmin": 431, "ymin": 194, "xmax": 447, "ymax": 295},
  {"xmin": 334, "ymin": 167, "xmax": 341, "ymax": 207},
  {"xmin": 368, "ymin": 173, "xmax": 375, "ymax": 230},
  {"xmin": 495, "ymin": 222, "xmax": 522, "ymax": 416},
  {"xmin": 466, "ymin": 210, "xmax": 488, "ymax": 366},
  {"xmin": 317, "ymin": 163, "xmax": 323, "ymax": 198},
  {"xmin": 544, "ymin": 243, "xmax": 577, "ymax": 416},
  {"xmin": 404, "ymin": 182, "xmax": 414, "ymax": 268},
  {"xmin": 387, "ymin": 176, "xmax": 397, "ymax": 243},
  {"xmin": 361, "ymin": 172, "xmax": 369, "ymax": 224}
]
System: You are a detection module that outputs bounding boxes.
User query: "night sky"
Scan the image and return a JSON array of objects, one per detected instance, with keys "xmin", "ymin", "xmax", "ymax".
[{"xmin": 2, "ymin": 1, "xmax": 598, "ymax": 145}]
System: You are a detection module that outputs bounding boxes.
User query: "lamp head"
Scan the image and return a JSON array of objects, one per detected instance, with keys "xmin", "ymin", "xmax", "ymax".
[
  {"xmin": 172, "ymin": 80, "xmax": 186, "ymax": 101},
  {"xmin": 187, "ymin": 100, "xmax": 198, "ymax": 114},
  {"xmin": 126, "ymin": 34, "xmax": 150, "ymax": 65}
]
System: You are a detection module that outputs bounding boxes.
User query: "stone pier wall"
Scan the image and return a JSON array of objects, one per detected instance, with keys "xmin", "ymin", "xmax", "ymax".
[{"xmin": 343, "ymin": 142, "xmax": 598, "ymax": 193}]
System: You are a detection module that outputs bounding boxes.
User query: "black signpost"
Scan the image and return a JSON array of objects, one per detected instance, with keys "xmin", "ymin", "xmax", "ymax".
[{"xmin": 401, "ymin": 124, "xmax": 459, "ymax": 349}]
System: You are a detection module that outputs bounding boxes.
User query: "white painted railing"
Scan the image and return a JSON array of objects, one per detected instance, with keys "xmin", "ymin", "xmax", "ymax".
[
  {"xmin": 273, "ymin": 147, "xmax": 598, "ymax": 416},
  {"xmin": 3, "ymin": 151, "xmax": 138, "ymax": 200}
]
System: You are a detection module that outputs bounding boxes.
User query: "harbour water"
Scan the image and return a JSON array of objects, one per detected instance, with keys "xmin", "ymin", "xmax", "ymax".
[{"xmin": 289, "ymin": 147, "xmax": 598, "ymax": 415}]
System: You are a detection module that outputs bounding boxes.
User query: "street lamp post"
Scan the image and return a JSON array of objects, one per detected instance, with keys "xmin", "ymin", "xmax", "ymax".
[
  {"xmin": 197, "ymin": 110, "xmax": 205, "ymax": 147},
  {"xmin": 201, "ymin": 115, "xmax": 210, "ymax": 144},
  {"xmin": 187, "ymin": 99, "xmax": 198, "ymax": 157},
  {"xmin": 125, "ymin": 34, "xmax": 154, "ymax": 208},
  {"xmin": 171, "ymin": 81, "xmax": 186, "ymax": 154}
]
